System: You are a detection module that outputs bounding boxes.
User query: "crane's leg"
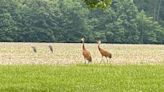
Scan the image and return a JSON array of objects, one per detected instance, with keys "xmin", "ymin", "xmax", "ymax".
[
  {"xmin": 100, "ymin": 56, "xmax": 103, "ymax": 64},
  {"xmin": 88, "ymin": 61, "xmax": 91, "ymax": 64},
  {"xmin": 106, "ymin": 57, "xmax": 108, "ymax": 63},
  {"xmin": 85, "ymin": 59, "xmax": 87, "ymax": 64},
  {"xmin": 83, "ymin": 58, "xmax": 86, "ymax": 64},
  {"xmin": 108, "ymin": 57, "xmax": 112, "ymax": 64},
  {"xmin": 103, "ymin": 58, "xmax": 105, "ymax": 64}
]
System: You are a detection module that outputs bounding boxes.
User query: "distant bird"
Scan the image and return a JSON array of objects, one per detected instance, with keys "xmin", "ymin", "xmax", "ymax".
[
  {"xmin": 48, "ymin": 45, "xmax": 53, "ymax": 53},
  {"xmin": 81, "ymin": 37, "xmax": 92, "ymax": 64},
  {"xmin": 97, "ymin": 40, "xmax": 112, "ymax": 63},
  {"xmin": 31, "ymin": 46, "xmax": 37, "ymax": 53}
]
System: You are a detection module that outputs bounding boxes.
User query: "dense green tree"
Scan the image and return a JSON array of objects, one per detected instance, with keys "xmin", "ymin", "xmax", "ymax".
[
  {"xmin": 0, "ymin": 0, "xmax": 19, "ymax": 41},
  {"xmin": 0, "ymin": 0, "xmax": 163, "ymax": 44},
  {"xmin": 136, "ymin": 11, "xmax": 163, "ymax": 43},
  {"xmin": 134, "ymin": 0, "xmax": 164, "ymax": 27},
  {"xmin": 83, "ymin": 0, "xmax": 112, "ymax": 8}
]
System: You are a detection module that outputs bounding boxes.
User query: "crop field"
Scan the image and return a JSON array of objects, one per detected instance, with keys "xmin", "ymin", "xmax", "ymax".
[
  {"xmin": 0, "ymin": 65, "xmax": 164, "ymax": 92},
  {"xmin": 0, "ymin": 43, "xmax": 163, "ymax": 65},
  {"xmin": 0, "ymin": 43, "xmax": 164, "ymax": 92}
]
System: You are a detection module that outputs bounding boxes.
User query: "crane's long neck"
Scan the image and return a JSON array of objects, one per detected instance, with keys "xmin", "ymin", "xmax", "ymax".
[
  {"xmin": 82, "ymin": 41, "xmax": 86, "ymax": 50},
  {"xmin": 98, "ymin": 43, "xmax": 101, "ymax": 50}
]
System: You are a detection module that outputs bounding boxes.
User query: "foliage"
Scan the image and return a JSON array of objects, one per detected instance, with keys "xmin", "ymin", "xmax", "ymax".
[
  {"xmin": 134, "ymin": 0, "xmax": 164, "ymax": 26},
  {"xmin": 0, "ymin": 0, "xmax": 163, "ymax": 44},
  {"xmin": 83, "ymin": 0, "xmax": 112, "ymax": 8}
]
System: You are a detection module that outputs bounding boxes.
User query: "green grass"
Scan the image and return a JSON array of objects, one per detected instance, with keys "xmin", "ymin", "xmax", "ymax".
[{"xmin": 0, "ymin": 65, "xmax": 164, "ymax": 92}]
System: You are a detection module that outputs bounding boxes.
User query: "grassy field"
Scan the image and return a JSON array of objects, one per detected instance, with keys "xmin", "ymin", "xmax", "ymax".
[
  {"xmin": 0, "ymin": 43, "xmax": 163, "ymax": 64},
  {"xmin": 0, "ymin": 65, "xmax": 164, "ymax": 92},
  {"xmin": 0, "ymin": 43, "xmax": 164, "ymax": 92}
]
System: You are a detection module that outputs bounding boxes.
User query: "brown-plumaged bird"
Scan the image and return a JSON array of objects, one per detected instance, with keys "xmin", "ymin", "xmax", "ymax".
[
  {"xmin": 48, "ymin": 45, "xmax": 53, "ymax": 53},
  {"xmin": 97, "ymin": 40, "xmax": 112, "ymax": 63},
  {"xmin": 81, "ymin": 38, "xmax": 92, "ymax": 64},
  {"xmin": 31, "ymin": 46, "xmax": 37, "ymax": 53}
]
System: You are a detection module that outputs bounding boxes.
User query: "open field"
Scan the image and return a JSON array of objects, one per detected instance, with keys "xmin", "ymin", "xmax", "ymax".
[
  {"xmin": 0, "ymin": 43, "xmax": 163, "ymax": 65},
  {"xmin": 0, "ymin": 43, "xmax": 164, "ymax": 92},
  {"xmin": 0, "ymin": 65, "xmax": 164, "ymax": 92}
]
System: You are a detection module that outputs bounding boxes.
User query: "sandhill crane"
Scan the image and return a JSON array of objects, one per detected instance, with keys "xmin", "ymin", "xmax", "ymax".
[
  {"xmin": 81, "ymin": 37, "xmax": 92, "ymax": 64},
  {"xmin": 48, "ymin": 45, "xmax": 53, "ymax": 53},
  {"xmin": 31, "ymin": 46, "xmax": 37, "ymax": 53},
  {"xmin": 97, "ymin": 40, "xmax": 112, "ymax": 63}
]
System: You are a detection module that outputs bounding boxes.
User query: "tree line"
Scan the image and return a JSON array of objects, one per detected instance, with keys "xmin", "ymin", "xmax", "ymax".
[{"xmin": 0, "ymin": 0, "xmax": 163, "ymax": 44}]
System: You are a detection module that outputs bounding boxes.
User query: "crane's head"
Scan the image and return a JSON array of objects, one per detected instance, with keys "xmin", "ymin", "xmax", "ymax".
[
  {"xmin": 97, "ymin": 40, "xmax": 101, "ymax": 44},
  {"xmin": 81, "ymin": 37, "xmax": 85, "ymax": 43},
  {"xmin": 31, "ymin": 46, "xmax": 35, "ymax": 49},
  {"xmin": 48, "ymin": 45, "xmax": 52, "ymax": 48}
]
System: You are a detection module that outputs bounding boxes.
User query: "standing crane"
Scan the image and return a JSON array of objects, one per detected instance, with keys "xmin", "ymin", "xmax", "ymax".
[
  {"xmin": 48, "ymin": 45, "xmax": 53, "ymax": 53},
  {"xmin": 31, "ymin": 46, "xmax": 37, "ymax": 53},
  {"xmin": 81, "ymin": 37, "xmax": 92, "ymax": 64},
  {"xmin": 97, "ymin": 40, "xmax": 112, "ymax": 63}
]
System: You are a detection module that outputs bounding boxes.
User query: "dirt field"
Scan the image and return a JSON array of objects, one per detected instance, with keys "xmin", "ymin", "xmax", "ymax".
[{"xmin": 0, "ymin": 43, "xmax": 163, "ymax": 65}]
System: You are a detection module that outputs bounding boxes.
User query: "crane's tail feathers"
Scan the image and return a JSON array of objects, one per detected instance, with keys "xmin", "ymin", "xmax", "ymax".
[{"xmin": 109, "ymin": 54, "xmax": 112, "ymax": 58}]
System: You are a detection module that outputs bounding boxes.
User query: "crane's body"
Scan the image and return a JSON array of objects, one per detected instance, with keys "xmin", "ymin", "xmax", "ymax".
[
  {"xmin": 98, "ymin": 46, "xmax": 112, "ymax": 58},
  {"xmin": 97, "ymin": 40, "xmax": 112, "ymax": 63},
  {"xmin": 81, "ymin": 38, "xmax": 92, "ymax": 63}
]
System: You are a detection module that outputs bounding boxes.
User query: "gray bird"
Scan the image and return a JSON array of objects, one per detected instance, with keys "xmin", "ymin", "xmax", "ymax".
[
  {"xmin": 48, "ymin": 45, "xmax": 53, "ymax": 53},
  {"xmin": 31, "ymin": 46, "xmax": 37, "ymax": 53}
]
